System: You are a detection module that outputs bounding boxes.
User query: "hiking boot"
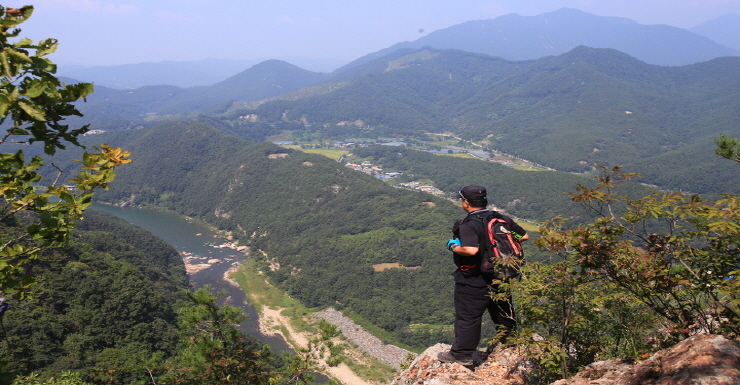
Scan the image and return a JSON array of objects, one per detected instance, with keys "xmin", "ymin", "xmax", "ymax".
[
  {"xmin": 437, "ymin": 350, "xmax": 474, "ymax": 366},
  {"xmin": 479, "ymin": 343, "xmax": 497, "ymax": 361}
]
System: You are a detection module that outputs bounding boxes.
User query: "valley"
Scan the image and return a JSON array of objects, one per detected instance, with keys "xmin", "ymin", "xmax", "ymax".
[{"xmin": 3, "ymin": 5, "xmax": 740, "ymax": 384}]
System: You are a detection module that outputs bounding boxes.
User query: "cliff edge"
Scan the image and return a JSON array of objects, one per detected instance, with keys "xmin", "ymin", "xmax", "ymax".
[{"xmin": 392, "ymin": 334, "xmax": 740, "ymax": 385}]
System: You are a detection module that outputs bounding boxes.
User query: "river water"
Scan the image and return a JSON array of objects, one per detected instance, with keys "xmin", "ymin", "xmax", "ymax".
[{"xmin": 90, "ymin": 203, "xmax": 292, "ymax": 353}]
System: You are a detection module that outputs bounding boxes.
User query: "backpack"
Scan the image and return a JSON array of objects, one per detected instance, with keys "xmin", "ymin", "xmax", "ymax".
[{"xmin": 475, "ymin": 212, "xmax": 525, "ymax": 280}]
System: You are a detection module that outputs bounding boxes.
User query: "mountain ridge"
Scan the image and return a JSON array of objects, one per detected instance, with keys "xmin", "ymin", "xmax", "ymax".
[
  {"xmin": 60, "ymin": 8, "xmax": 740, "ymax": 90},
  {"xmin": 337, "ymin": 7, "xmax": 739, "ymax": 73},
  {"xmin": 690, "ymin": 13, "xmax": 740, "ymax": 52}
]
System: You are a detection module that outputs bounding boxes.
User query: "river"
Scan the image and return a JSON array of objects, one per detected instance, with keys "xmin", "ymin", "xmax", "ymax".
[{"xmin": 90, "ymin": 203, "xmax": 292, "ymax": 353}]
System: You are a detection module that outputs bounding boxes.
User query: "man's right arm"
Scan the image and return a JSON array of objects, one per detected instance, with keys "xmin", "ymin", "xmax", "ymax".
[
  {"xmin": 454, "ymin": 222, "xmax": 480, "ymax": 256},
  {"xmin": 452, "ymin": 244, "xmax": 479, "ymax": 256}
]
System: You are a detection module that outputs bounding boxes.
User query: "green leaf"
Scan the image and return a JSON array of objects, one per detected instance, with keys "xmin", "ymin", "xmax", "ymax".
[
  {"xmin": 23, "ymin": 78, "xmax": 47, "ymax": 98},
  {"xmin": 12, "ymin": 37, "xmax": 32, "ymax": 47},
  {"xmin": 34, "ymin": 38, "xmax": 58, "ymax": 57},
  {"xmin": 18, "ymin": 99, "xmax": 46, "ymax": 120}
]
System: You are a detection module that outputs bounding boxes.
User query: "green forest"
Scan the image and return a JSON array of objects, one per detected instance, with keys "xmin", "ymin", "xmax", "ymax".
[
  {"xmin": 1, "ymin": 210, "xmax": 186, "ymax": 380},
  {"xmin": 66, "ymin": 122, "xmax": 656, "ymax": 349},
  {"xmin": 1, "ymin": 211, "xmax": 304, "ymax": 384},
  {"xmin": 54, "ymin": 122, "xmax": 738, "ymax": 383}
]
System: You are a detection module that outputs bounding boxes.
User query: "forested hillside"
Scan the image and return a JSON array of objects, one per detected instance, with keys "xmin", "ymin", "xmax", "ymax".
[
  {"xmin": 346, "ymin": 145, "xmax": 651, "ymax": 223},
  {"xmin": 39, "ymin": 121, "xmax": 648, "ymax": 350},
  {"xmin": 81, "ymin": 122, "xmax": 458, "ymax": 347},
  {"xmin": 0, "ymin": 211, "xmax": 188, "ymax": 381}
]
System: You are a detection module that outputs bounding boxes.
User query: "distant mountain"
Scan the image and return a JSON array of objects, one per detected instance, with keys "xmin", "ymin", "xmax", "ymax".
[
  {"xmin": 57, "ymin": 57, "xmax": 340, "ymax": 89},
  {"xmin": 690, "ymin": 14, "xmax": 740, "ymax": 52},
  {"xmin": 338, "ymin": 7, "xmax": 738, "ymax": 72},
  {"xmin": 58, "ymin": 58, "xmax": 260, "ymax": 89},
  {"xmin": 69, "ymin": 59, "xmax": 328, "ymax": 128},
  {"xmin": 165, "ymin": 60, "xmax": 329, "ymax": 113}
]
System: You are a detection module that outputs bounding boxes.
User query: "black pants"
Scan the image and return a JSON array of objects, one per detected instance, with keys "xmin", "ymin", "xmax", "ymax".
[{"xmin": 450, "ymin": 283, "xmax": 516, "ymax": 359}]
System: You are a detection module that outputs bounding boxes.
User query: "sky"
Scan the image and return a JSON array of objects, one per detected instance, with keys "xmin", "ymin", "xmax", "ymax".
[{"xmin": 14, "ymin": 0, "xmax": 740, "ymax": 70}]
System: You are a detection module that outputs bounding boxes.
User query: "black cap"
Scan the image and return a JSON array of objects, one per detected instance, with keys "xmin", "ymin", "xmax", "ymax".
[{"xmin": 458, "ymin": 185, "xmax": 486, "ymax": 201}]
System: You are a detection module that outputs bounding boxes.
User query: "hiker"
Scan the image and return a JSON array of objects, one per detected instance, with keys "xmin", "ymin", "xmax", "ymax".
[{"xmin": 438, "ymin": 185, "xmax": 529, "ymax": 366}]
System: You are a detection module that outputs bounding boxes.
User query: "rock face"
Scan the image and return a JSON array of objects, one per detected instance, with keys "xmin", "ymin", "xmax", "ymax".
[
  {"xmin": 553, "ymin": 334, "xmax": 740, "ymax": 385},
  {"xmin": 391, "ymin": 335, "xmax": 740, "ymax": 385},
  {"xmin": 390, "ymin": 343, "xmax": 532, "ymax": 385}
]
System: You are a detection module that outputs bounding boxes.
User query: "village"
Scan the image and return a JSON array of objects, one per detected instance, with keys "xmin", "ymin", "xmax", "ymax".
[{"xmin": 343, "ymin": 160, "xmax": 446, "ymax": 197}]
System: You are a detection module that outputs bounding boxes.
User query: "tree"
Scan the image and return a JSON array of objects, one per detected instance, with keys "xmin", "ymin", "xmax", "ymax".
[
  {"xmin": 715, "ymin": 134, "xmax": 740, "ymax": 163},
  {"xmin": 161, "ymin": 287, "xmax": 315, "ymax": 385},
  {"xmin": 0, "ymin": 6, "xmax": 130, "ymax": 297},
  {"xmin": 511, "ymin": 136, "xmax": 740, "ymax": 381},
  {"xmin": 508, "ymin": 155, "xmax": 739, "ymax": 382},
  {"xmin": 540, "ymin": 166, "xmax": 739, "ymax": 333}
]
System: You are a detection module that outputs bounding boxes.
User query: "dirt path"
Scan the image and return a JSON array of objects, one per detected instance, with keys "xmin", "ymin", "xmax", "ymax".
[{"xmin": 224, "ymin": 267, "xmax": 374, "ymax": 385}]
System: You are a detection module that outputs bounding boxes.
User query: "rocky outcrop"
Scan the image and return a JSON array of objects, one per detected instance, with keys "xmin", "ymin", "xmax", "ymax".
[
  {"xmin": 390, "ymin": 343, "xmax": 532, "ymax": 385},
  {"xmin": 553, "ymin": 334, "xmax": 740, "ymax": 385},
  {"xmin": 391, "ymin": 334, "xmax": 740, "ymax": 385}
]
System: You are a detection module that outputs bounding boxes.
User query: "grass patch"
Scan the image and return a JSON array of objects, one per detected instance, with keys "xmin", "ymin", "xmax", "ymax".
[
  {"xmin": 519, "ymin": 221, "xmax": 540, "ymax": 233},
  {"xmin": 343, "ymin": 354, "xmax": 396, "ymax": 384},
  {"xmin": 301, "ymin": 148, "xmax": 349, "ymax": 159},
  {"xmin": 372, "ymin": 262, "xmax": 421, "ymax": 272},
  {"xmin": 277, "ymin": 144, "xmax": 349, "ymax": 159},
  {"xmin": 230, "ymin": 259, "xmax": 310, "ymax": 329}
]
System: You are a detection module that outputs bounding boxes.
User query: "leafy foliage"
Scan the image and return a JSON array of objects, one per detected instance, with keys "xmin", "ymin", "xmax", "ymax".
[
  {"xmin": 159, "ymin": 287, "xmax": 307, "ymax": 385},
  {"xmin": 715, "ymin": 134, "xmax": 740, "ymax": 163},
  {"xmin": 0, "ymin": 5, "xmax": 130, "ymax": 299},
  {"xmin": 512, "ymin": 160, "xmax": 740, "ymax": 382},
  {"xmin": 10, "ymin": 371, "xmax": 92, "ymax": 385},
  {"xmin": 537, "ymin": 166, "xmax": 740, "ymax": 336}
]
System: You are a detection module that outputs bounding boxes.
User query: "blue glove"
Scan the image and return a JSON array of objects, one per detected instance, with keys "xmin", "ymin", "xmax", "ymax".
[{"xmin": 446, "ymin": 238, "xmax": 461, "ymax": 251}]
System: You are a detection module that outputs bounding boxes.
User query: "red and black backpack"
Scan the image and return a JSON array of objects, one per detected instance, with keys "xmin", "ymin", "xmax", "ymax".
[{"xmin": 472, "ymin": 211, "xmax": 525, "ymax": 280}]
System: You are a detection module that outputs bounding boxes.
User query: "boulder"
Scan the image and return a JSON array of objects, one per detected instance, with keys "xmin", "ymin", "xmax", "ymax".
[{"xmin": 553, "ymin": 334, "xmax": 740, "ymax": 385}]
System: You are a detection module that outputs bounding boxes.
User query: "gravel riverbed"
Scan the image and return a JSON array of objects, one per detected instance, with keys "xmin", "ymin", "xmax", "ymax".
[{"xmin": 314, "ymin": 308, "xmax": 414, "ymax": 369}]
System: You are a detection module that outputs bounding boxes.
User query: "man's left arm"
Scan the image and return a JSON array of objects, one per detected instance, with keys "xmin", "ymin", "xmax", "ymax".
[{"xmin": 510, "ymin": 219, "xmax": 529, "ymax": 242}]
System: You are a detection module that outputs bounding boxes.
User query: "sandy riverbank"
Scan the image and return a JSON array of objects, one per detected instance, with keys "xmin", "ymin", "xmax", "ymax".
[{"xmin": 223, "ymin": 266, "xmax": 374, "ymax": 385}]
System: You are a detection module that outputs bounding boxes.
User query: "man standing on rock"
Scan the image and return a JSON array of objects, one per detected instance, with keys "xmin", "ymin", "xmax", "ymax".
[{"xmin": 438, "ymin": 185, "xmax": 528, "ymax": 366}]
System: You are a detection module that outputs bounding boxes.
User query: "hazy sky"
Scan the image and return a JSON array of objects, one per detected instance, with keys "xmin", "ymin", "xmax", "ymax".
[{"xmin": 16, "ymin": 0, "xmax": 740, "ymax": 70}]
